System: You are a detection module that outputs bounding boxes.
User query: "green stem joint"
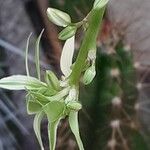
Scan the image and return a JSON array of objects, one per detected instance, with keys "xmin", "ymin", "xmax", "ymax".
[{"xmin": 70, "ymin": 7, "xmax": 106, "ymax": 85}]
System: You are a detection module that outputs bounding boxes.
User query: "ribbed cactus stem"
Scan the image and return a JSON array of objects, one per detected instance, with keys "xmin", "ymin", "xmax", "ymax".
[{"xmin": 80, "ymin": 40, "xmax": 149, "ymax": 150}]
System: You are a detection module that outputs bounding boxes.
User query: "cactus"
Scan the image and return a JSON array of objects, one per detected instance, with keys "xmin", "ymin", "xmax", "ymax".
[{"xmin": 80, "ymin": 33, "xmax": 149, "ymax": 149}]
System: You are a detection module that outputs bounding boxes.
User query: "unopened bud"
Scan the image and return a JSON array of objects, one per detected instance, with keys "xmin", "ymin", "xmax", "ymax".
[
  {"xmin": 59, "ymin": 25, "xmax": 77, "ymax": 40},
  {"xmin": 47, "ymin": 8, "xmax": 71, "ymax": 27},
  {"xmin": 67, "ymin": 101, "xmax": 82, "ymax": 111},
  {"xmin": 82, "ymin": 65, "xmax": 96, "ymax": 85}
]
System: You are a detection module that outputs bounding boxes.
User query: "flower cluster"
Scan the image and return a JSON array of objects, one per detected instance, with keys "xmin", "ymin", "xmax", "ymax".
[{"xmin": 0, "ymin": 0, "xmax": 109, "ymax": 149}]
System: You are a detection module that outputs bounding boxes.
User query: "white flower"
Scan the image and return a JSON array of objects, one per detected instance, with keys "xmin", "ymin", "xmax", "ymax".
[{"xmin": 60, "ymin": 36, "xmax": 75, "ymax": 78}]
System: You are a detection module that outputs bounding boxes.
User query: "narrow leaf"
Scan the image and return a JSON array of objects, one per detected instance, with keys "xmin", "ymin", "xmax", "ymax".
[
  {"xmin": 48, "ymin": 119, "xmax": 60, "ymax": 150},
  {"xmin": 25, "ymin": 33, "xmax": 32, "ymax": 76},
  {"xmin": 93, "ymin": 0, "xmax": 109, "ymax": 9},
  {"xmin": 33, "ymin": 111, "xmax": 45, "ymax": 150},
  {"xmin": 0, "ymin": 75, "xmax": 46, "ymax": 90},
  {"xmin": 82, "ymin": 65, "xmax": 96, "ymax": 85},
  {"xmin": 60, "ymin": 36, "xmax": 75, "ymax": 77},
  {"xmin": 69, "ymin": 111, "xmax": 84, "ymax": 150},
  {"xmin": 35, "ymin": 29, "xmax": 44, "ymax": 80},
  {"xmin": 47, "ymin": 8, "xmax": 71, "ymax": 27},
  {"xmin": 28, "ymin": 91, "xmax": 50, "ymax": 106},
  {"xmin": 45, "ymin": 70, "xmax": 60, "ymax": 91},
  {"xmin": 59, "ymin": 26, "xmax": 77, "ymax": 40}
]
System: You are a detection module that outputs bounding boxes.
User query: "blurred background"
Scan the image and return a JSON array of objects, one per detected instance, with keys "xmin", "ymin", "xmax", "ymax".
[{"xmin": 0, "ymin": 0, "xmax": 150, "ymax": 149}]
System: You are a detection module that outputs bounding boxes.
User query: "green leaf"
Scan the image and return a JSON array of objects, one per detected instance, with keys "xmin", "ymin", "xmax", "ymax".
[
  {"xmin": 25, "ymin": 33, "xmax": 32, "ymax": 76},
  {"xmin": 93, "ymin": 0, "xmax": 109, "ymax": 9},
  {"xmin": 33, "ymin": 111, "xmax": 45, "ymax": 150},
  {"xmin": 69, "ymin": 111, "xmax": 84, "ymax": 150},
  {"xmin": 28, "ymin": 91, "xmax": 50, "ymax": 106},
  {"xmin": 48, "ymin": 119, "xmax": 60, "ymax": 150},
  {"xmin": 59, "ymin": 25, "xmax": 77, "ymax": 40},
  {"xmin": 45, "ymin": 70, "xmax": 60, "ymax": 91},
  {"xmin": 32, "ymin": 86, "xmax": 57, "ymax": 97},
  {"xmin": 47, "ymin": 8, "xmax": 71, "ymax": 27},
  {"xmin": 0, "ymin": 75, "xmax": 46, "ymax": 90},
  {"xmin": 35, "ymin": 29, "xmax": 44, "ymax": 80},
  {"xmin": 60, "ymin": 36, "xmax": 75, "ymax": 77},
  {"xmin": 82, "ymin": 64, "xmax": 96, "ymax": 85},
  {"xmin": 27, "ymin": 100, "xmax": 42, "ymax": 115},
  {"xmin": 43, "ymin": 101, "xmax": 65, "ymax": 122}
]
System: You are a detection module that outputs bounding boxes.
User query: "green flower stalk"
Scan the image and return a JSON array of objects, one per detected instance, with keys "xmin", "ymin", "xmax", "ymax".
[{"xmin": 0, "ymin": 0, "xmax": 109, "ymax": 149}]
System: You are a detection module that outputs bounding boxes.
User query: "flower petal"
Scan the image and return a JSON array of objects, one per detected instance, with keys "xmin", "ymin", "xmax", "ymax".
[
  {"xmin": 60, "ymin": 36, "xmax": 75, "ymax": 77},
  {"xmin": 0, "ymin": 75, "xmax": 46, "ymax": 90},
  {"xmin": 48, "ymin": 119, "xmax": 60, "ymax": 150},
  {"xmin": 69, "ymin": 111, "xmax": 84, "ymax": 150},
  {"xmin": 33, "ymin": 111, "xmax": 45, "ymax": 150}
]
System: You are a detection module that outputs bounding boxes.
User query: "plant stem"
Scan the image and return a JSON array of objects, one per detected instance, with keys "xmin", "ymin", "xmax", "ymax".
[{"xmin": 69, "ymin": 6, "xmax": 106, "ymax": 85}]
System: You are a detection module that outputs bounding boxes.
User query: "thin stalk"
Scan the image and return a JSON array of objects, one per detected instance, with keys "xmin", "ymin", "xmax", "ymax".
[
  {"xmin": 69, "ymin": 7, "xmax": 106, "ymax": 85},
  {"xmin": 25, "ymin": 33, "xmax": 32, "ymax": 76},
  {"xmin": 35, "ymin": 29, "xmax": 44, "ymax": 80}
]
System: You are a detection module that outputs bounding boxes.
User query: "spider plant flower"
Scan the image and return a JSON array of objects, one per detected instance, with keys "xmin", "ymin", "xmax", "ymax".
[
  {"xmin": 0, "ymin": 0, "xmax": 110, "ymax": 149},
  {"xmin": 82, "ymin": 49, "xmax": 96, "ymax": 85},
  {"xmin": 0, "ymin": 33, "xmax": 84, "ymax": 150}
]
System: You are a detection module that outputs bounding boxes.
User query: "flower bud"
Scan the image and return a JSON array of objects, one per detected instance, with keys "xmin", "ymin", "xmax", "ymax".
[
  {"xmin": 82, "ymin": 64, "xmax": 96, "ymax": 85},
  {"xmin": 67, "ymin": 101, "xmax": 82, "ymax": 111},
  {"xmin": 59, "ymin": 26, "xmax": 77, "ymax": 40},
  {"xmin": 47, "ymin": 8, "xmax": 71, "ymax": 27}
]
